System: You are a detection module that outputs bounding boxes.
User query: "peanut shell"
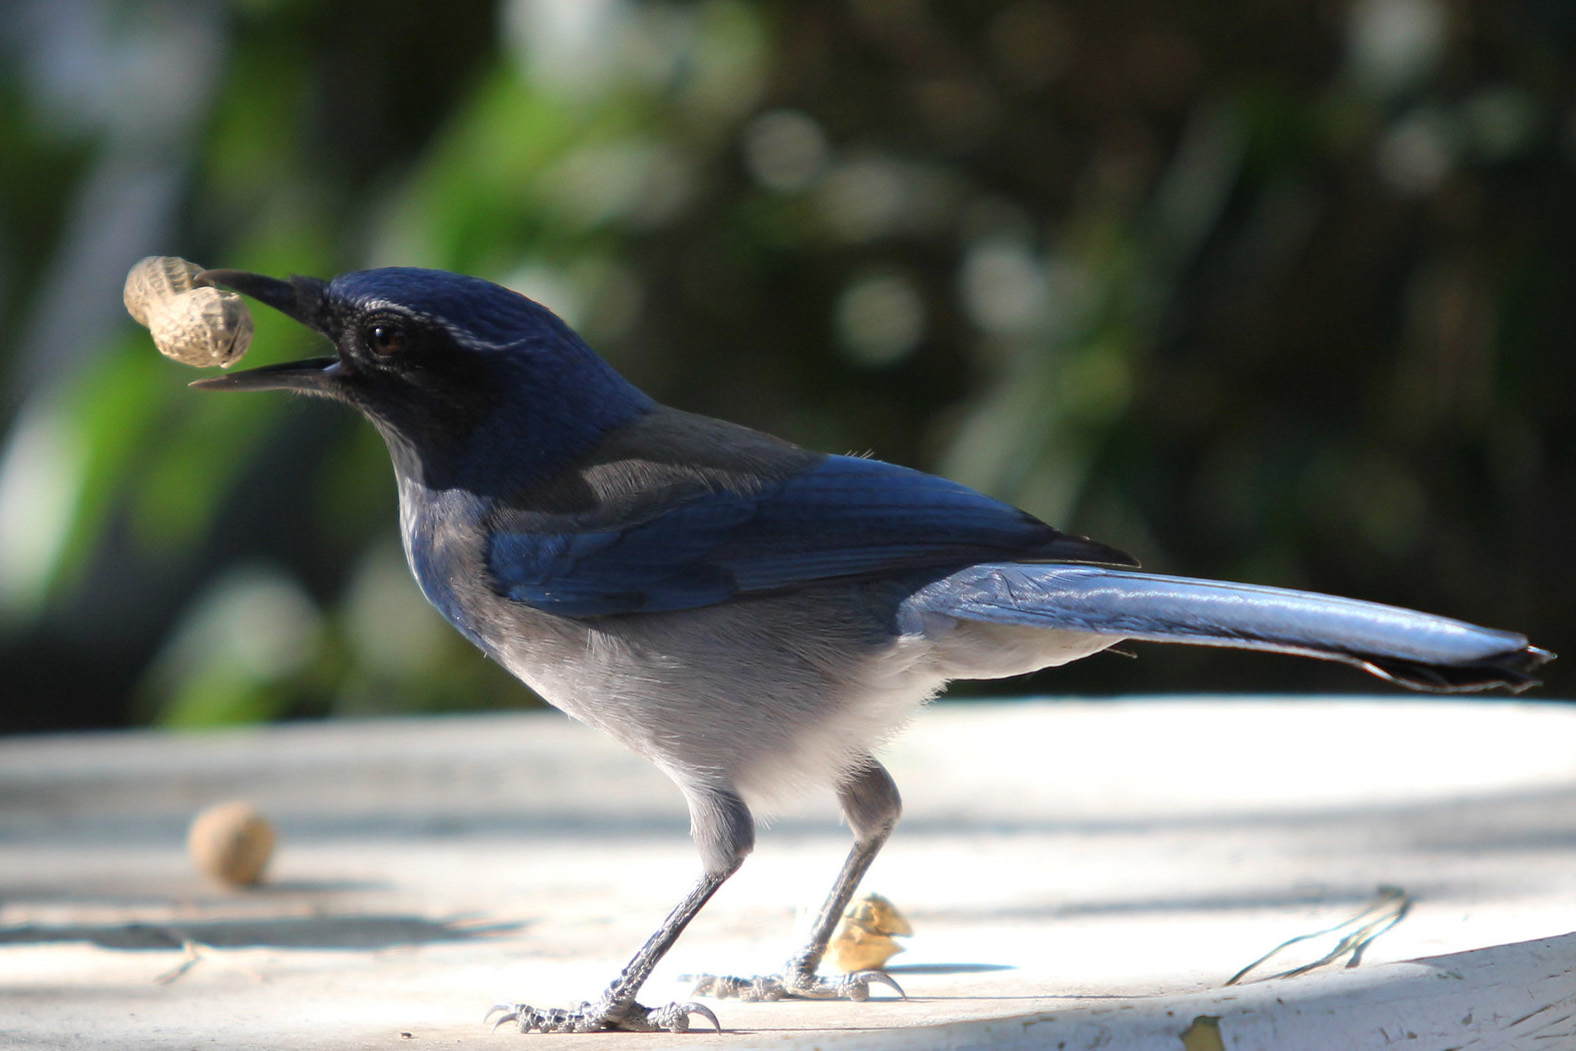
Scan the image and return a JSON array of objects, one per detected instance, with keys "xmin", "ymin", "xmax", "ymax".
[
  {"xmin": 187, "ymin": 800, "xmax": 275, "ymax": 887},
  {"xmin": 827, "ymin": 891, "xmax": 912, "ymax": 972},
  {"xmin": 125, "ymin": 255, "xmax": 253, "ymax": 367}
]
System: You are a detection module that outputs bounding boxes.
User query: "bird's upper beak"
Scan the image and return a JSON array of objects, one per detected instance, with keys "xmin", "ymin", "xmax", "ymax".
[{"xmin": 187, "ymin": 269, "xmax": 342, "ymax": 393}]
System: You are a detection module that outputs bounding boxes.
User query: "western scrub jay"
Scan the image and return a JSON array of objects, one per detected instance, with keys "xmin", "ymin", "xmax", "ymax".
[{"xmin": 187, "ymin": 266, "xmax": 1551, "ymax": 1033}]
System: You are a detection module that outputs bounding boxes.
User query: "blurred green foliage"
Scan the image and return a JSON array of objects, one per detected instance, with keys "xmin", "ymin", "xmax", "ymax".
[{"xmin": 0, "ymin": 0, "xmax": 1569, "ymax": 732}]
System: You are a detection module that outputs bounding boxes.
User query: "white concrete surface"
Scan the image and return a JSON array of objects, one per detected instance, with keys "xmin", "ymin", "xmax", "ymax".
[{"xmin": 1, "ymin": 697, "xmax": 1573, "ymax": 1049}]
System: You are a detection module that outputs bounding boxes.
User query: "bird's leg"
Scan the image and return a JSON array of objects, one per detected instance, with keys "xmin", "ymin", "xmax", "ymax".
[
  {"xmin": 689, "ymin": 759, "xmax": 906, "ymax": 1002},
  {"xmin": 490, "ymin": 787, "xmax": 754, "ymax": 1034}
]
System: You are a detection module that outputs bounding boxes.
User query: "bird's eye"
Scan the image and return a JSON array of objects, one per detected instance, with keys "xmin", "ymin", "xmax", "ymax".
[{"xmin": 367, "ymin": 323, "xmax": 406, "ymax": 356}]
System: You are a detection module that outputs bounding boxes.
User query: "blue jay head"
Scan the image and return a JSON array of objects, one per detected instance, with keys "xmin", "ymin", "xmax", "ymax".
[{"xmin": 192, "ymin": 267, "xmax": 653, "ymax": 480}]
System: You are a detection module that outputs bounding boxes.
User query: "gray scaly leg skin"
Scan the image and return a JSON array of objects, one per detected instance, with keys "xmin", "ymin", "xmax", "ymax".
[
  {"xmin": 689, "ymin": 760, "xmax": 907, "ymax": 1004},
  {"xmin": 487, "ymin": 997, "xmax": 719, "ymax": 1034},
  {"xmin": 689, "ymin": 962, "xmax": 904, "ymax": 1002},
  {"xmin": 490, "ymin": 787, "xmax": 752, "ymax": 1034}
]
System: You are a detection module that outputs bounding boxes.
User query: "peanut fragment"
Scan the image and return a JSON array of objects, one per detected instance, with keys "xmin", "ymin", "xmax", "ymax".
[
  {"xmin": 187, "ymin": 800, "xmax": 275, "ymax": 886},
  {"xmin": 124, "ymin": 255, "xmax": 252, "ymax": 367},
  {"xmin": 827, "ymin": 891, "xmax": 912, "ymax": 972}
]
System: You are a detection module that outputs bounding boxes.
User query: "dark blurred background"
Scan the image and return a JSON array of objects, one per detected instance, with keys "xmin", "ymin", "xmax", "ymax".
[{"xmin": 0, "ymin": 0, "xmax": 1569, "ymax": 733}]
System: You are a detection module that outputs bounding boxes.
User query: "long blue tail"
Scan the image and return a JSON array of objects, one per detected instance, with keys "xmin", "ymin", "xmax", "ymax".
[{"xmin": 907, "ymin": 564, "xmax": 1553, "ymax": 693}]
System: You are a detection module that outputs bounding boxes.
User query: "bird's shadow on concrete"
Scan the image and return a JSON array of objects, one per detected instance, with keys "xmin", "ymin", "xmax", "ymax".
[
  {"xmin": 885, "ymin": 962, "xmax": 1016, "ymax": 975},
  {"xmin": 0, "ymin": 911, "xmax": 521, "ymax": 951}
]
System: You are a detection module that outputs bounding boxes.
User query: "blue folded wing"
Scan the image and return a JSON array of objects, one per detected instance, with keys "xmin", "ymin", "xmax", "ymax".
[
  {"xmin": 487, "ymin": 454, "xmax": 1129, "ymax": 617},
  {"xmin": 487, "ymin": 498, "xmax": 754, "ymax": 615}
]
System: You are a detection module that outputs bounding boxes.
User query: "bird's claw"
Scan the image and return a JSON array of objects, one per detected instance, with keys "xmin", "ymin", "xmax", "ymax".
[
  {"xmin": 651, "ymin": 1000, "xmax": 721, "ymax": 1033},
  {"xmin": 688, "ymin": 967, "xmax": 905, "ymax": 1002},
  {"xmin": 486, "ymin": 997, "xmax": 721, "ymax": 1034},
  {"xmin": 845, "ymin": 969, "xmax": 906, "ymax": 1001}
]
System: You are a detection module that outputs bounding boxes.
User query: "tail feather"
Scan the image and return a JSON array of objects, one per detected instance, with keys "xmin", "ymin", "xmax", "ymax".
[{"xmin": 908, "ymin": 564, "xmax": 1553, "ymax": 694}]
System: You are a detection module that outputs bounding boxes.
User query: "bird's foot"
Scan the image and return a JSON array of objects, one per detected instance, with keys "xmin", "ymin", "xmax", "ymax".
[
  {"xmin": 687, "ymin": 966, "xmax": 904, "ymax": 1002},
  {"xmin": 487, "ymin": 996, "xmax": 721, "ymax": 1034}
]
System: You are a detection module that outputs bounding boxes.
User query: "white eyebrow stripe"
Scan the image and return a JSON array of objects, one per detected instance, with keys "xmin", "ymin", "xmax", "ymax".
[{"xmin": 351, "ymin": 298, "xmax": 516, "ymax": 353}]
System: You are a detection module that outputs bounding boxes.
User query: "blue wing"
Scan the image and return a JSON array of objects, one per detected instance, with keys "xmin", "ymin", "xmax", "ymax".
[{"xmin": 486, "ymin": 454, "xmax": 1131, "ymax": 617}]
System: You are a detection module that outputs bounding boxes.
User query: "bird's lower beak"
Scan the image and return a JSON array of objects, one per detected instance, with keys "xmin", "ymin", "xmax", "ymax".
[
  {"xmin": 188, "ymin": 356, "xmax": 344, "ymax": 392},
  {"xmin": 189, "ymin": 268, "xmax": 343, "ymax": 393}
]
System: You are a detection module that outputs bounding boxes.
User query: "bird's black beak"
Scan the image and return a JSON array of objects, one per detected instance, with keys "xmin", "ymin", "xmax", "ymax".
[
  {"xmin": 188, "ymin": 269, "xmax": 343, "ymax": 393},
  {"xmin": 187, "ymin": 354, "xmax": 344, "ymax": 392}
]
